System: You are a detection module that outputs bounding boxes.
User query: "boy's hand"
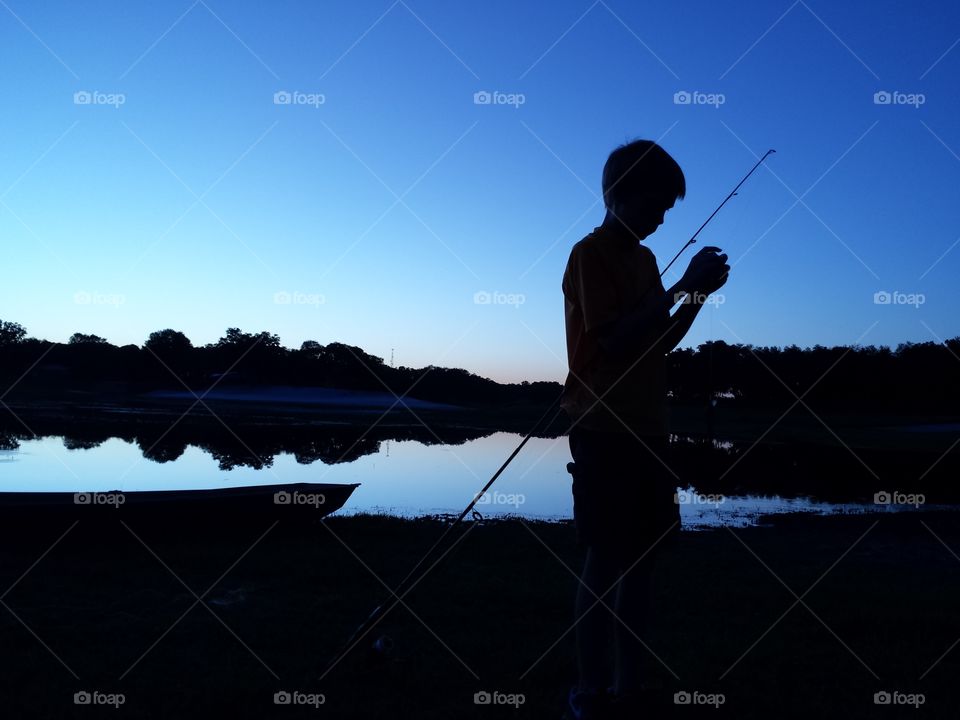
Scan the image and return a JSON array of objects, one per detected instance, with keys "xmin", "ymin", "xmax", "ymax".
[
  {"xmin": 679, "ymin": 246, "xmax": 729, "ymax": 294},
  {"xmin": 700, "ymin": 266, "xmax": 729, "ymax": 295}
]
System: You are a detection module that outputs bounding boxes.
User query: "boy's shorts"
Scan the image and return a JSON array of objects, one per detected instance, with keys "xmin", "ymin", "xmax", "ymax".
[{"xmin": 567, "ymin": 427, "xmax": 681, "ymax": 565}]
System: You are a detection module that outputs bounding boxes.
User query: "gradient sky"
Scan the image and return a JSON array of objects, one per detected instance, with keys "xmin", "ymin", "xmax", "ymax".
[{"xmin": 2, "ymin": 0, "xmax": 959, "ymax": 383}]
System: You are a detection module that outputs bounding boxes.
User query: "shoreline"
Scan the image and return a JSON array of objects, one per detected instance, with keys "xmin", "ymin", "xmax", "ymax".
[{"xmin": 1, "ymin": 509, "xmax": 957, "ymax": 718}]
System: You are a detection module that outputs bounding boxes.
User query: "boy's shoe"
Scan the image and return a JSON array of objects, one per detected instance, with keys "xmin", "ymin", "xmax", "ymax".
[{"xmin": 565, "ymin": 686, "xmax": 613, "ymax": 720}]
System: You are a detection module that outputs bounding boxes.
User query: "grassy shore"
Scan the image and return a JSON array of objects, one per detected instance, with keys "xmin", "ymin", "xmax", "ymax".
[{"xmin": 1, "ymin": 510, "xmax": 958, "ymax": 718}]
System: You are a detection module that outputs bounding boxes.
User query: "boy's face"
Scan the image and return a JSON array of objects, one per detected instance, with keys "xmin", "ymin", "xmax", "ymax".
[{"xmin": 610, "ymin": 192, "xmax": 675, "ymax": 241}]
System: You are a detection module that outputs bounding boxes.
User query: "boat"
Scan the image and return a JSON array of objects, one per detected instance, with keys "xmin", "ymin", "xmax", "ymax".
[{"xmin": 0, "ymin": 481, "xmax": 359, "ymax": 527}]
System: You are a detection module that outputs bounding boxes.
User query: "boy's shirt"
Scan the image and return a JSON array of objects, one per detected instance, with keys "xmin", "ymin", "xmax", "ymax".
[{"xmin": 561, "ymin": 225, "xmax": 669, "ymax": 437}]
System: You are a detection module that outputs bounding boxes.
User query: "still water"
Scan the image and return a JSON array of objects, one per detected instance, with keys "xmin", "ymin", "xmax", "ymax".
[{"xmin": 0, "ymin": 433, "xmax": 939, "ymax": 529}]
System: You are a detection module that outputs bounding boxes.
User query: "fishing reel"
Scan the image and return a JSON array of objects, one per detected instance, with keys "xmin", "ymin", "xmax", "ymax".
[{"xmin": 366, "ymin": 633, "xmax": 394, "ymax": 664}]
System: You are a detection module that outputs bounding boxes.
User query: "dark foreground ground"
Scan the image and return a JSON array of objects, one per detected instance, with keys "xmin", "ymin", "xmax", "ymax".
[{"xmin": 1, "ymin": 510, "xmax": 958, "ymax": 719}]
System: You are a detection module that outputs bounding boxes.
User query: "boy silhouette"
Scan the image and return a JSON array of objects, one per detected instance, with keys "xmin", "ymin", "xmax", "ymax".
[{"xmin": 561, "ymin": 139, "xmax": 729, "ymax": 719}]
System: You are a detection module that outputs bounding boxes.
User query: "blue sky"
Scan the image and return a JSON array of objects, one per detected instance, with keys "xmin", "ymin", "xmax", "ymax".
[{"xmin": 2, "ymin": 0, "xmax": 958, "ymax": 383}]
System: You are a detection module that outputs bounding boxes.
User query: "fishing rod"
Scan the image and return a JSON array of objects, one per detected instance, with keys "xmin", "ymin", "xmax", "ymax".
[
  {"xmin": 320, "ymin": 392, "xmax": 565, "ymax": 679},
  {"xmin": 660, "ymin": 149, "xmax": 776, "ymax": 278},
  {"xmin": 320, "ymin": 148, "xmax": 776, "ymax": 679},
  {"xmin": 660, "ymin": 148, "xmax": 775, "ymax": 444}
]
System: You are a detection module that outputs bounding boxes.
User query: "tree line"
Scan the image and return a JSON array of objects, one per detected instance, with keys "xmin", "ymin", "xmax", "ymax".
[
  {"xmin": 667, "ymin": 338, "xmax": 960, "ymax": 412},
  {"xmin": 0, "ymin": 321, "xmax": 558, "ymax": 409},
  {"xmin": 1, "ymin": 320, "xmax": 958, "ymax": 412}
]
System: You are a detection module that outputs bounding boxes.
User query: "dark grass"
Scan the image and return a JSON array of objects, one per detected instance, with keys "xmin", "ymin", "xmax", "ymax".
[{"xmin": 1, "ymin": 511, "xmax": 958, "ymax": 718}]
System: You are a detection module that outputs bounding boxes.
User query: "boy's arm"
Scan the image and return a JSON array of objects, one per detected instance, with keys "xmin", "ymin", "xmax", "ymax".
[
  {"xmin": 659, "ymin": 294, "xmax": 704, "ymax": 354},
  {"xmin": 596, "ymin": 249, "xmax": 729, "ymax": 359},
  {"xmin": 595, "ymin": 285, "xmax": 685, "ymax": 358}
]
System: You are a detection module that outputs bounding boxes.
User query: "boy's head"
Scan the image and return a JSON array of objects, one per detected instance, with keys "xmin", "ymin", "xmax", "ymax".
[{"xmin": 602, "ymin": 139, "xmax": 685, "ymax": 240}]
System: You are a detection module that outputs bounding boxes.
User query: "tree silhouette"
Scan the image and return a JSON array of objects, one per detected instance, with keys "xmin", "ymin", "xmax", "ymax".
[
  {"xmin": 145, "ymin": 329, "xmax": 193, "ymax": 354},
  {"xmin": 0, "ymin": 320, "xmax": 27, "ymax": 346},
  {"xmin": 214, "ymin": 327, "xmax": 281, "ymax": 350},
  {"xmin": 68, "ymin": 333, "xmax": 109, "ymax": 345},
  {"xmin": 144, "ymin": 329, "xmax": 195, "ymax": 383}
]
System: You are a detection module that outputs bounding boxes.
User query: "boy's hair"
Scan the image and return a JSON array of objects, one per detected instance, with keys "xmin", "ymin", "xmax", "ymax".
[{"xmin": 602, "ymin": 139, "xmax": 686, "ymax": 208}]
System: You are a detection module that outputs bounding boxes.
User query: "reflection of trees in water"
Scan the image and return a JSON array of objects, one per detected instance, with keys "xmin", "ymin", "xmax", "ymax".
[
  {"xmin": 4, "ymin": 416, "xmax": 960, "ymax": 501},
  {"xmin": 293, "ymin": 435, "xmax": 381, "ymax": 465},
  {"xmin": 668, "ymin": 435, "xmax": 960, "ymax": 503},
  {"xmin": 63, "ymin": 437, "xmax": 104, "ymax": 451},
  {"xmin": 208, "ymin": 446, "xmax": 274, "ymax": 471},
  {"xmin": 141, "ymin": 440, "xmax": 187, "ymax": 464},
  {"xmin": 0, "ymin": 417, "xmax": 495, "ymax": 472}
]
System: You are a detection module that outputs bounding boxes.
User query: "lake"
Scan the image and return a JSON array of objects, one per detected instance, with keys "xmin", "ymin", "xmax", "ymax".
[{"xmin": 1, "ymin": 432, "xmax": 948, "ymax": 529}]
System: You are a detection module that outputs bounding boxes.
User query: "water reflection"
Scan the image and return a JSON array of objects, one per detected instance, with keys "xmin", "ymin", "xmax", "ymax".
[
  {"xmin": 2, "ymin": 421, "xmax": 957, "ymax": 528},
  {"xmin": 0, "ymin": 423, "xmax": 491, "ymax": 471}
]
